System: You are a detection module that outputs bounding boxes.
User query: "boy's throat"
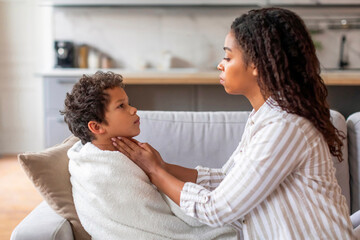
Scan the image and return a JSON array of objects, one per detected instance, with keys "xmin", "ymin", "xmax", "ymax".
[{"xmin": 92, "ymin": 139, "xmax": 117, "ymax": 151}]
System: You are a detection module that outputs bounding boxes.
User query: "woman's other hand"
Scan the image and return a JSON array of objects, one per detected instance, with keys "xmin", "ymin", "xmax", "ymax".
[{"xmin": 111, "ymin": 137, "xmax": 165, "ymax": 179}]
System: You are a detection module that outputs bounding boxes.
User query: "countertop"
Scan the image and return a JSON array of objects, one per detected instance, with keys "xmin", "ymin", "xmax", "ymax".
[{"xmin": 38, "ymin": 68, "xmax": 360, "ymax": 86}]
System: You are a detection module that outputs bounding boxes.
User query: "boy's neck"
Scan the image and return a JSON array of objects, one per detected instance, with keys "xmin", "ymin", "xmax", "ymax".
[{"xmin": 91, "ymin": 138, "xmax": 117, "ymax": 151}]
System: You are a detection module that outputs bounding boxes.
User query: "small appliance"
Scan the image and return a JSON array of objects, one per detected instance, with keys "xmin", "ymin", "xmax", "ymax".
[{"xmin": 54, "ymin": 41, "xmax": 75, "ymax": 68}]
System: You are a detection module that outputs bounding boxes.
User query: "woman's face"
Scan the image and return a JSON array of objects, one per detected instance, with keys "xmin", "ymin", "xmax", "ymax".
[{"xmin": 217, "ymin": 32, "xmax": 258, "ymax": 96}]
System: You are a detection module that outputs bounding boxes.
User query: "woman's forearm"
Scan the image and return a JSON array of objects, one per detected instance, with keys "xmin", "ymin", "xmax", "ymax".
[
  {"xmin": 150, "ymin": 167, "xmax": 185, "ymax": 206},
  {"xmin": 164, "ymin": 163, "xmax": 198, "ymax": 184}
]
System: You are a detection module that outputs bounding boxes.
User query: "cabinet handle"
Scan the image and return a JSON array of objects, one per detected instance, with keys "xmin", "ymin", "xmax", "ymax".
[{"xmin": 57, "ymin": 79, "xmax": 77, "ymax": 84}]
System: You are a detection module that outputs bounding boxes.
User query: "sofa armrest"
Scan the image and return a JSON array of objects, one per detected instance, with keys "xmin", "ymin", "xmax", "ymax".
[
  {"xmin": 11, "ymin": 201, "xmax": 74, "ymax": 240},
  {"xmin": 351, "ymin": 210, "xmax": 360, "ymax": 229}
]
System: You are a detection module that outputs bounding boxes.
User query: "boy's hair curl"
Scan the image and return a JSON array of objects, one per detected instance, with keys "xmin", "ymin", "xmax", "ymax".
[{"xmin": 61, "ymin": 71, "xmax": 124, "ymax": 144}]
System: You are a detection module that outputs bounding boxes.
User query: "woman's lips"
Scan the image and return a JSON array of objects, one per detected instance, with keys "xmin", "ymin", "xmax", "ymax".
[{"xmin": 219, "ymin": 77, "xmax": 225, "ymax": 85}]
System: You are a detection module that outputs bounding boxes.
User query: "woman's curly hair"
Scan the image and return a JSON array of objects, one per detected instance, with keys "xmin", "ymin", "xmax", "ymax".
[
  {"xmin": 61, "ymin": 71, "xmax": 124, "ymax": 144},
  {"xmin": 231, "ymin": 8, "xmax": 345, "ymax": 162}
]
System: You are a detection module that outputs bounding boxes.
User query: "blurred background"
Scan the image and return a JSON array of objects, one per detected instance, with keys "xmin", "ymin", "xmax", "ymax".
[
  {"xmin": 1, "ymin": 1, "xmax": 360, "ymax": 239},
  {"xmin": 1, "ymin": 0, "xmax": 360, "ymax": 154}
]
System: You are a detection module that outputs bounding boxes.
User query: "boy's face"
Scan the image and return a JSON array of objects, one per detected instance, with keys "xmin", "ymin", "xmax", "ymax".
[{"xmin": 101, "ymin": 87, "xmax": 140, "ymax": 138}]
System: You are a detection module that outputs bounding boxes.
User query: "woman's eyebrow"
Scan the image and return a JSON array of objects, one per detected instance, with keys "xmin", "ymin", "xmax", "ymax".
[{"xmin": 223, "ymin": 47, "xmax": 232, "ymax": 52}]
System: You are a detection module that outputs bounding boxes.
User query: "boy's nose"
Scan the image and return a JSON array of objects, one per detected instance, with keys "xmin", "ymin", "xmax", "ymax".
[{"xmin": 131, "ymin": 106, "xmax": 137, "ymax": 115}]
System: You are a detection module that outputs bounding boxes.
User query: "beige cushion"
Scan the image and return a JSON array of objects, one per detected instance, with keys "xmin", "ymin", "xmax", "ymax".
[{"xmin": 18, "ymin": 135, "xmax": 91, "ymax": 240}]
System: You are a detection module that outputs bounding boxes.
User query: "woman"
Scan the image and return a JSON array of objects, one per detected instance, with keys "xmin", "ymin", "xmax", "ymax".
[{"xmin": 112, "ymin": 8, "xmax": 355, "ymax": 239}]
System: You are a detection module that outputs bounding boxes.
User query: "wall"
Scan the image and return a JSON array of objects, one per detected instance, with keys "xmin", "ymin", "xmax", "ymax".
[
  {"xmin": 52, "ymin": 6, "xmax": 360, "ymax": 70},
  {"xmin": 0, "ymin": 0, "xmax": 52, "ymax": 154}
]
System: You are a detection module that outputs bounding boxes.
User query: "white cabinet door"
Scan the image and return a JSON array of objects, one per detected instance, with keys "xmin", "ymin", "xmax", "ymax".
[
  {"xmin": 44, "ymin": 77, "xmax": 77, "ymax": 148},
  {"xmin": 45, "ymin": 117, "xmax": 73, "ymax": 147}
]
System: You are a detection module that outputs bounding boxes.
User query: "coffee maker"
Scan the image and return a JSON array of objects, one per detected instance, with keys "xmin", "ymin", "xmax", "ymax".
[{"xmin": 54, "ymin": 41, "xmax": 75, "ymax": 68}]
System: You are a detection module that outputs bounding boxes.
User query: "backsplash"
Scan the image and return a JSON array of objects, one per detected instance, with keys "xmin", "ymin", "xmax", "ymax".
[{"xmin": 53, "ymin": 7, "xmax": 360, "ymax": 70}]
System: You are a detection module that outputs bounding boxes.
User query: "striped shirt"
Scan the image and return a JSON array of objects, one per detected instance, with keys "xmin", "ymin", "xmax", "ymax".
[{"xmin": 180, "ymin": 99, "xmax": 355, "ymax": 239}]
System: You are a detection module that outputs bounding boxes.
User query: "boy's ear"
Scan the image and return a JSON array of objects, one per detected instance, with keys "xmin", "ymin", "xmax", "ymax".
[{"xmin": 88, "ymin": 121, "xmax": 106, "ymax": 135}]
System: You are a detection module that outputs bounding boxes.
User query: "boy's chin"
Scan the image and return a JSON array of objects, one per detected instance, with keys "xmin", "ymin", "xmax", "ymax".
[{"xmin": 128, "ymin": 130, "xmax": 141, "ymax": 138}]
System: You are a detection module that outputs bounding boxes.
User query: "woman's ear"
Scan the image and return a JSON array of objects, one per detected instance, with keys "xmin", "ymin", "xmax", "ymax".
[
  {"xmin": 88, "ymin": 121, "xmax": 105, "ymax": 135},
  {"xmin": 251, "ymin": 63, "xmax": 258, "ymax": 77}
]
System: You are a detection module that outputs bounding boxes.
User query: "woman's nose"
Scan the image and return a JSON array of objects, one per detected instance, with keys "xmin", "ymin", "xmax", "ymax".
[{"xmin": 217, "ymin": 62, "xmax": 224, "ymax": 71}]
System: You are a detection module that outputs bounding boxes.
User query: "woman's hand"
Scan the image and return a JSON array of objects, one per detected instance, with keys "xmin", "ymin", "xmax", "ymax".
[
  {"xmin": 111, "ymin": 137, "xmax": 166, "ymax": 179},
  {"xmin": 112, "ymin": 137, "xmax": 187, "ymax": 206}
]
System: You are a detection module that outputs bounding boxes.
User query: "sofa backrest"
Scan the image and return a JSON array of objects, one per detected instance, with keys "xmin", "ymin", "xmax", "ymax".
[
  {"xmin": 137, "ymin": 110, "xmax": 350, "ymax": 211},
  {"xmin": 347, "ymin": 112, "xmax": 360, "ymax": 214},
  {"xmin": 137, "ymin": 111, "xmax": 250, "ymax": 168}
]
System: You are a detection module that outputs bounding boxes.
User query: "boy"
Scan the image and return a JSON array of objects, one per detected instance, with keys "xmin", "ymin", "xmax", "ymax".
[{"xmin": 61, "ymin": 71, "xmax": 237, "ymax": 240}]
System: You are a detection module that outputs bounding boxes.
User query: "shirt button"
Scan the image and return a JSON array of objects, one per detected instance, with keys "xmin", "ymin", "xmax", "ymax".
[{"xmin": 242, "ymin": 219, "xmax": 246, "ymax": 224}]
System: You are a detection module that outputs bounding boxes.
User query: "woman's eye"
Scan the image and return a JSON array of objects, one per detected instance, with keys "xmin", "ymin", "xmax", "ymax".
[{"xmin": 223, "ymin": 57, "xmax": 230, "ymax": 61}]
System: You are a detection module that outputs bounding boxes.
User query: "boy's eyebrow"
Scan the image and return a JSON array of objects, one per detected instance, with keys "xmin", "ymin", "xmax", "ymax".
[
  {"xmin": 115, "ymin": 97, "xmax": 128, "ymax": 103},
  {"xmin": 223, "ymin": 47, "xmax": 232, "ymax": 52}
]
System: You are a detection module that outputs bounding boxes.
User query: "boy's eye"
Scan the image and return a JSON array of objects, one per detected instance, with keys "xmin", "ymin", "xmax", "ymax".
[{"xmin": 118, "ymin": 104, "xmax": 124, "ymax": 108}]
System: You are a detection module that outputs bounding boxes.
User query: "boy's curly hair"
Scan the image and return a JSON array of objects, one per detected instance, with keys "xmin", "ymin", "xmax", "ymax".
[{"xmin": 61, "ymin": 71, "xmax": 124, "ymax": 144}]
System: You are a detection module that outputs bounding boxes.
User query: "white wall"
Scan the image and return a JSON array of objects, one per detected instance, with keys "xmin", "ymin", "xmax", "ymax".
[
  {"xmin": 53, "ymin": 6, "xmax": 360, "ymax": 70},
  {"xmin": 0, "ymin": 0, "xmax": 52, "ymax": 154}
]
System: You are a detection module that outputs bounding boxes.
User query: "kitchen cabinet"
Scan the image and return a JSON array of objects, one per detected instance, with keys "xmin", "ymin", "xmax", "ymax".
[
  {"xmin": 44, "ymin": 77, "xmax": 76, "ymax": 147},
  {"xmin": 42, "ymin": 74, "xmax": 252, "ymax": 147},
  {"xmin": 41, "ymin": 0, "xmax": 265, "ymax": 7},
  {"xmin": 42, "ymin": 70, "xmax": 360, "ymax": 146}
]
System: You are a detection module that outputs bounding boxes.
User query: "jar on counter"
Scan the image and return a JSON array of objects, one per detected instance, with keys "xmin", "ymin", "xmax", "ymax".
[
  {"xmin": 77, "ymin": 44, "xmax": 89, "ymax": 68},
  {"xmin": 100, "ymin": 54, "xmax": 113, "ymax": 69},
  {"xmin": 88, "ymin": 48, "xmax": 100, "ymax": 69}
]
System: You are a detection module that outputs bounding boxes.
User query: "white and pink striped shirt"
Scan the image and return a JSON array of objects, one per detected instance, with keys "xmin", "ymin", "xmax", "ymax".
[{"xmin": 180, "ymin": 99, "xmax": 355, "ymax": 239}]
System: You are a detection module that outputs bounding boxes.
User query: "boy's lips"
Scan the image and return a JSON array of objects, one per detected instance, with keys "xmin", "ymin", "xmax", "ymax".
[{"xmin": 134, "ymin": 117, "xmax": 140, "ymax": 124}]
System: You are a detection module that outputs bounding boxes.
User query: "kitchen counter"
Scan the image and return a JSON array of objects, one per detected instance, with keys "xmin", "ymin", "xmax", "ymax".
[{"xmin": 38, "ymin": 68, "xmax": 360, "ymax": 86}]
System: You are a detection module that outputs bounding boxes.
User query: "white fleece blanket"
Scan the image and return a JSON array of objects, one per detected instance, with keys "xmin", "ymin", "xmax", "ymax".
[{"xmin": 68, "ymin": 141, "xmax": 237, "ymax": 240}]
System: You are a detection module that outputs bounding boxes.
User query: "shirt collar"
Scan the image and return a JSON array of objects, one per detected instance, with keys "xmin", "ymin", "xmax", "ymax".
[{"xmin": 249, "ymin": 97, "xmax": 279, "ymax": 124}]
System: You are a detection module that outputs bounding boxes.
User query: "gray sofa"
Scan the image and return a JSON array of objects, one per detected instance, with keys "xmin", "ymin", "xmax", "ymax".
[{"xmin": 12, "ymin": 110, "xmax": 360, "ymax": 239}]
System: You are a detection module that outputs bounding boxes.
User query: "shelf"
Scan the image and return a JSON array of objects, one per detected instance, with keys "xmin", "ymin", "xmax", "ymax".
[
  {"xmin": 39, "ymin": 68, "xmax": 360, "ymax": 86},
  {"xmin": 40, "ymin": 0, "xmax": 264, "ymax": 7},
  {"xmin": 39, "ymin": 0, "xmax": 360, "ymax": 7}
]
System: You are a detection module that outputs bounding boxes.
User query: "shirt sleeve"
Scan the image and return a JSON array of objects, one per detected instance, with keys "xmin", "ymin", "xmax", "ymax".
[
  {"xmin": 195, "ymin": 142, "xmax": 241, "ymax": 191},
  {"xmin": 195, "ymin": 166, "xmax": 225, "ymax": 191},
  {"xmin": 180, "ymin": 120, "xmax": 309, "ymax": 227}
]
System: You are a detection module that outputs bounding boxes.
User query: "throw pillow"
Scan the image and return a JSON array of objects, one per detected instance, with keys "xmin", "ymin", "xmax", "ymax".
[{"xmin": 18, "ymin": 135, "xmax": 91, "ymax": 240}]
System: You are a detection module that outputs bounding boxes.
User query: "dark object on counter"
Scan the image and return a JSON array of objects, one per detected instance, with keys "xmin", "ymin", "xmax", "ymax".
[
  {"xmin": 339, "ymin": 35, "xmax": 349, "ymax": 70},
  {"xmin": 54, "ymin": 41, "xmax": 75, "ymax": 68}
]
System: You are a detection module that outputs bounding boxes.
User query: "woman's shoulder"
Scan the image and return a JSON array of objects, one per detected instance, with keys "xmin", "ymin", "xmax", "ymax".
[{"xmin": 259, "ymin": 104, "xmax": 319, "ymax": 137}]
